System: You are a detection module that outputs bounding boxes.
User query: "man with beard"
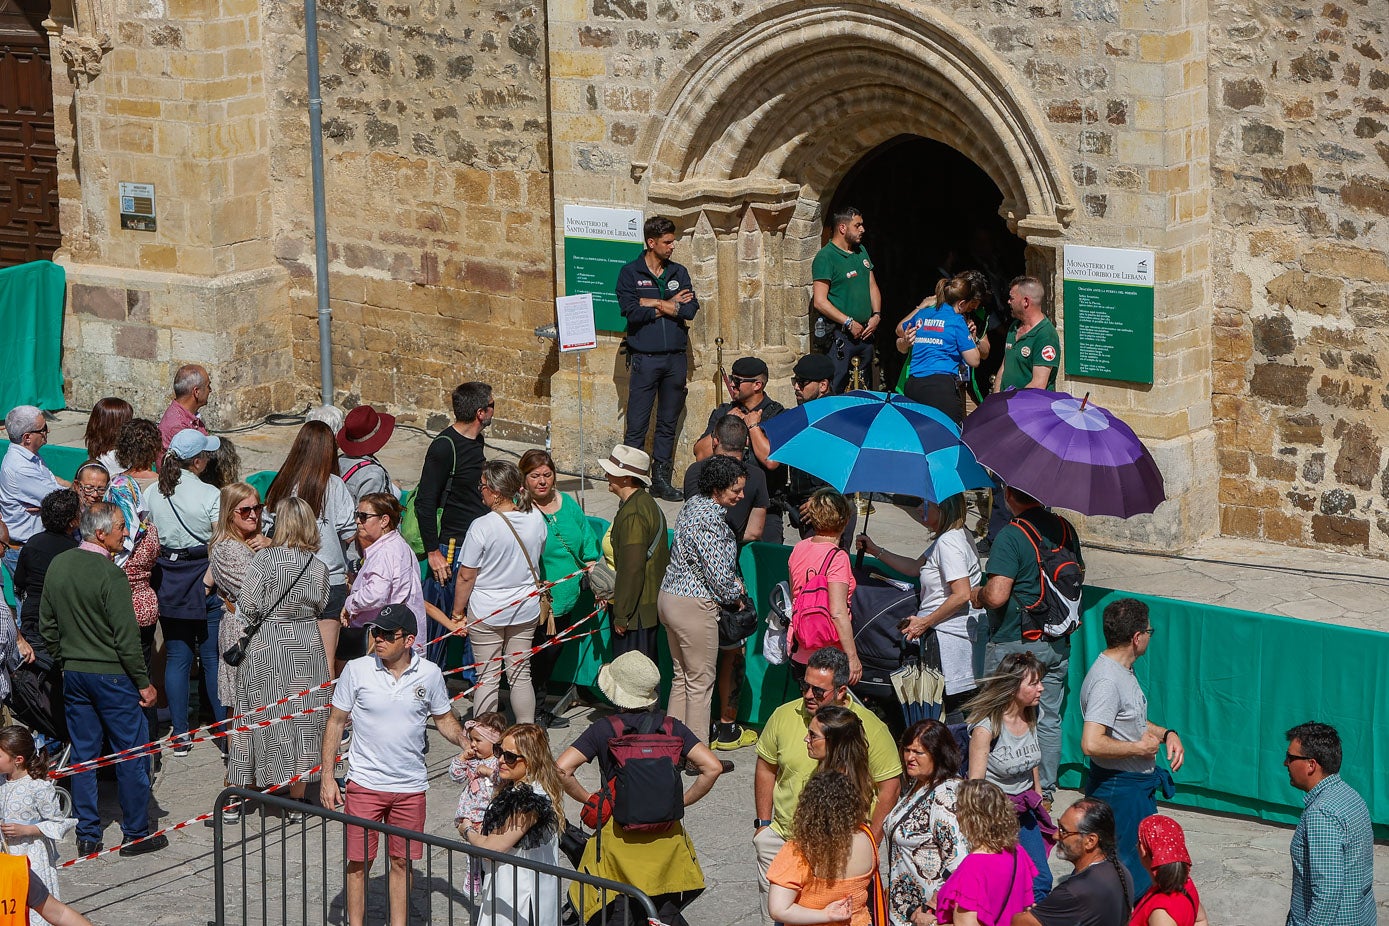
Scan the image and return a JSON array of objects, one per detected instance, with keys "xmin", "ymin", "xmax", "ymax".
[{"xmin": 1012, "ymin": 797, "xmax": 1132, "ymax": 926}]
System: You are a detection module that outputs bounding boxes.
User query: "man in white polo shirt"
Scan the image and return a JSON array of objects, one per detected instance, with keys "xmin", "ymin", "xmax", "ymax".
[{"xmin": 321, "ymin": 603, "xmax": 469, "ymax": 926}]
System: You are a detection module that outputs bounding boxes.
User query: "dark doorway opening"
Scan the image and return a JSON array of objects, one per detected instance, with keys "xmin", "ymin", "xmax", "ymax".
[
  {"xmin": 0, "ymin": 0, "xmax": 60, "ymax": 267},
  {"xmin": 827, "ymin": 135, "xmax": 1025, "ymax": 392}
]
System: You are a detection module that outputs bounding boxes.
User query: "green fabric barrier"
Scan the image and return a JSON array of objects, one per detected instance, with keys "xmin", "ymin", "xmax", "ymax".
[
  {"xmin": 244, "ymin": 469, "xmax": 277, "ymax": 498},
  {"xmin": 0, "ymin": 261, "xmax": 65, "ymax": 413}
]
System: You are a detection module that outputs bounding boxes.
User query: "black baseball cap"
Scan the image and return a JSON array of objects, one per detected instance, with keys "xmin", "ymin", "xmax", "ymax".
[
  {"xmin": 366, "ymin": 603, "xmax": 418, "ymax": 637},
  {"xmin": 793, "ymin": 354, "xmax": 835, "ymax": 381},
  {"xmin": 731, "ymin": 357, "xmax": 769, "ymax": 378}
]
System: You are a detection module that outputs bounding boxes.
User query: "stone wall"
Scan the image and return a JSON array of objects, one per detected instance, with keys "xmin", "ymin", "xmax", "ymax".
[
  {"xmin": 1209, "ymin": 1, "xmax": 1389, "ymax": 553},
  {"xmin": 260, "ymin": 0, "xmax": 556, "ymax": 440}
]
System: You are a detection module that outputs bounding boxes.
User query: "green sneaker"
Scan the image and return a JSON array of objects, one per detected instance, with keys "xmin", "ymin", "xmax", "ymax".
[{"xmin": 711, "ymin": 724, "xmax": 759, "ymax": 751}]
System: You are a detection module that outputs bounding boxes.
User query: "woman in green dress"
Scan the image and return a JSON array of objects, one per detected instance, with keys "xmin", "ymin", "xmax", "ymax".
[{"xmin": 520, "ymin": 449, "xmax": 601, "ymax": 729}]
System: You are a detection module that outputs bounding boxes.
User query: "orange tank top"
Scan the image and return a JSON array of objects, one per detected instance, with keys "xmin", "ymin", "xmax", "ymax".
[{"xmin": 0, "ymin": 853, "xmax": 29, "ymax": 925}]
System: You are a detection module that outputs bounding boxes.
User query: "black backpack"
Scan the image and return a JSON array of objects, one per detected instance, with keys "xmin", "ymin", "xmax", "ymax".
[
  {"xmin": 608, "ymin": 713, "xmax": 685, "ymax": 832},
  {"xmin": 1012, "ymin": 515, "xmax": 1084, "ymax": 641}
]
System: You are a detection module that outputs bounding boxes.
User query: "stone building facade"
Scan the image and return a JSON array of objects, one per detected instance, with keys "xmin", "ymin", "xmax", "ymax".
[{"xmin": 41, "ymin": 0, "xmax": 1388, "ymax": 555}]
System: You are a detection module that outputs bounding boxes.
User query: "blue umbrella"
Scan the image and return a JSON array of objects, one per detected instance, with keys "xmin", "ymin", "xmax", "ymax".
[{"xmin": 762, "ymin": 390, "xmax": 993, "ymax": 502}]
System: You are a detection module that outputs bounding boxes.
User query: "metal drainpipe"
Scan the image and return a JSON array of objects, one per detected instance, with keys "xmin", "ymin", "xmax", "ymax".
[{"xmin": 305, "ymin": 0, "xmax": 334, "ymax": 403}]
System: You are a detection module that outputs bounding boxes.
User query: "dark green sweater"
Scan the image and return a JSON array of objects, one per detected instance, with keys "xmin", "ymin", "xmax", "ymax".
[{"xmin": 39, "ymin": 547, "xmax": 150, "ymax": 688}]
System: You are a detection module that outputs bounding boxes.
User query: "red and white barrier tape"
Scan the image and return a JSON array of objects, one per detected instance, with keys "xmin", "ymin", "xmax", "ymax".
[{"xmin": 50, "ymin": 575, "xmax": 599, "ymax": 780}]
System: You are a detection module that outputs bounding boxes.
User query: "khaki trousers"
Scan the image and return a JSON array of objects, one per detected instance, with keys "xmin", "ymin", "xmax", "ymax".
[
  {"xmin": 753, "ymin": 825, "xmax": 786, "ymax": 925},
  {"xmin": 469, "ymin": 617, "xmax": 538, "ymax": 724},
  {"xmin": 657, "ymin": 591, "xmax": 718, "ymax": 745}
]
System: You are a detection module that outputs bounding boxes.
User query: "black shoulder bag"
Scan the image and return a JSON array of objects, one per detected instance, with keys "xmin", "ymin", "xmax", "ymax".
[{"xmin": 223, "ymin": 553, "xmax": 316, "ymax": 667}]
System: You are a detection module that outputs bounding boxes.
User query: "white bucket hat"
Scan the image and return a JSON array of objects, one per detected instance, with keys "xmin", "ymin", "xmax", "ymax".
[
  {"xmin": 598, "ymin": 651, "xmax": 661, "ymax": 710},
  {"xmin": 598, "ymin": 445, "xmax": 652, "ymax": 486}
]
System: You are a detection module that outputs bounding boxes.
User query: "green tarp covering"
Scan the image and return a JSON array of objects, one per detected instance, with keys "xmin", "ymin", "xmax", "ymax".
[{"xmin": 0, "ymin": 261, "xmax": 65, "ymax": 413}]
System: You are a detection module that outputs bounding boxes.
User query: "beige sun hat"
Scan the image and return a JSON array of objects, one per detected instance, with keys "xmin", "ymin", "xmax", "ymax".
[
  {"xmin": 597, "ymin": 651, "xmax": 661, "ymax": 710},
  {"xmin": 598, "ymin": 444, "xmax": 653, "ymax": 486}
]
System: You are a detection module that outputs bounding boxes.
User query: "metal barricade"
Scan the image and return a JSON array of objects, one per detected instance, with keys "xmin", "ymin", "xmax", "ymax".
[{"xmin": 212, "ymin": 787, "xmax": 660, "ymax": 926}]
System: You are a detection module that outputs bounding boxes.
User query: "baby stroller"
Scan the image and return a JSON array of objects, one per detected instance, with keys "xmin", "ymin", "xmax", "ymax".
[{"xmin": 848, "ymin": 568, "xmax": 920, "ymax": 741}]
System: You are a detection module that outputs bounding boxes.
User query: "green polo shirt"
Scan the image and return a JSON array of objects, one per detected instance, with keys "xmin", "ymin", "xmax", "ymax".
[
  {"xmin": 1000, "ymin": 316, "xmax": 1060, "ymax": 390},
  {"xmin": 755, "ymin": 695, "xmax": 902, "ymax": 838},
  {"xmin": 811, "ymin": 242, "xmax": 875, "ymax": 323}
]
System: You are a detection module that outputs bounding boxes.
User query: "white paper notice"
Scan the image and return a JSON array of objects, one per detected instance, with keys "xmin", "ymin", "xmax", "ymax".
[{"xmin": 556, "ymin": 293, "xmax": 597, "ymax": 352}]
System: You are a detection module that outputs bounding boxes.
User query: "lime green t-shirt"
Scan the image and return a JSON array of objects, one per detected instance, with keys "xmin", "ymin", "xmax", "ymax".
[
  {"xmin": 811, "ymin": 242, "xmax": 875, "ymax": 323},
  {"xmin": 755, "ymin": 695, "xmax": 903, "ymax": 838},
  {"xmin": 1000, "ymin": 317, "xmax": 1060, "ymax": 390}
]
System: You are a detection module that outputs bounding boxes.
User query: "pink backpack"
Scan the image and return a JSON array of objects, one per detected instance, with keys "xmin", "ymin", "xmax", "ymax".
[{"xmin": 789, "ymin": 546, "xmax": 844, "ymax": 656}]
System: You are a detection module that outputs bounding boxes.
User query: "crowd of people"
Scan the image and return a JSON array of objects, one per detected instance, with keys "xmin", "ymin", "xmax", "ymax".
[{"xmin": 0, "ymin": 211, "xmax": 1373, "ymax": 926}]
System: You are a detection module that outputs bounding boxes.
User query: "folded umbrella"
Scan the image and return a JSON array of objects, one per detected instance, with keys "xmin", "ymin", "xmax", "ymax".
[{"xmin": 961, "ymin": 389, "xmax": 1165, "ymax": 518}]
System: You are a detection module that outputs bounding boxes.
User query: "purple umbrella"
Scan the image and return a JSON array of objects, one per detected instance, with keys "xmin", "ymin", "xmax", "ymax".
[{"xmin": 961, "ymin": 389, "xmax": 1165, "ymax": 517}]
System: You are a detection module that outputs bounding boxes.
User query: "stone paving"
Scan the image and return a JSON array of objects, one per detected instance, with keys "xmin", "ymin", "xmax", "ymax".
[{"xmin": 35, "ymin": 410, "xmax": 1389, "ymax": 923}]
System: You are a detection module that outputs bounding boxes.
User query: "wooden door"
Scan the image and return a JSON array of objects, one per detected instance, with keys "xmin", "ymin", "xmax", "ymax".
[{"xmin": 0, "ymin": 0, "xmax": 57, "ymax": 266}]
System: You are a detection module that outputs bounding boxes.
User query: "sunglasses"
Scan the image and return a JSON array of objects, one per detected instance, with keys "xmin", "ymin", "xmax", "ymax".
[
  {"xmin": 353, "ymin": 511, "xmax": 382, "ymax": 522},
  {"xmin": 729, "ymin": 376, "xmax": 759, "ymax": 387},
  {"xmin": 1285, "ymin": 752, "xmax": 1316, "ymax": 764},
  {"xmin": 797, "ymin": 680, "xmax": 831, "ymax": 700},
  {"xmin": 498, "ymin": 749, "xmax": 525, "ymax": 766},
  {"xmin": 792, "ymin": 378, "xmax": 810, "ymax": 388},
  {"xmin": 24, "ymin": 425, "xmax": 48, "ymax": 436},
  {"xmin": 235, "ymin": 504, "xmax": 265, "ymax": 517},
  {"xmin": 1055, "ymin": 824, "xmax": 1085, "ymax": 840},
  {"xmin": 368, "ymin": 628, "xmax": 405, "ymax": 641}
]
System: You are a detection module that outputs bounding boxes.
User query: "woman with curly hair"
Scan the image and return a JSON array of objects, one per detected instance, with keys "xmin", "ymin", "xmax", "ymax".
[
  {"xmin": 462, "ymin": 723, "xmax": 564, "ymax": 926},
  {"xmin": 935, "ymin": 779, "xmax": 1036, "ymax": 925},
  {"xmin": 883, "ymin": 719, "xmax": 968, "ymax": 926},
  {"xmin": 806, "ymin": 705, "xmax": 875, "ymax": 821},
  {"xmin": 768, "ymin": 770, "xmax": 880, "ymax": 926},
  {"xmin": 965, "ymin": 652, "xmax": 1053, "ymax": 900}
]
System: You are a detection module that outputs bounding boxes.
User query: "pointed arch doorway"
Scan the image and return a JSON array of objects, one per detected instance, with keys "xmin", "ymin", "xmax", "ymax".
[{"xmin": 828, "ymin": 134, "xmax": 1027, "ymax": 391}]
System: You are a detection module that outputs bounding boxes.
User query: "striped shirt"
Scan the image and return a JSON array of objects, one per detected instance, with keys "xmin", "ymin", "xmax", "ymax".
[
  {"xmin": 660, "ymin": 494, "xmax": 742, "ymax": 603},
  {"xmin": 1287, "ymin": 774, "xmax": 1375, "ymax": 926}
]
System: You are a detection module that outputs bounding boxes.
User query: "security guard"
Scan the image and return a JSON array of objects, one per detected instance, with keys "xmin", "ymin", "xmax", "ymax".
[{"xmin": 617, "ymin": 215, "xmax": 701, "ymax": 501}]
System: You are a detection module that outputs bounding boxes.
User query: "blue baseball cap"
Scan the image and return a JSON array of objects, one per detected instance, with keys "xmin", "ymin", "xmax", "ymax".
[{"xmin": 168, "ymin": 428, "xmax": 221, "ymax": 458}]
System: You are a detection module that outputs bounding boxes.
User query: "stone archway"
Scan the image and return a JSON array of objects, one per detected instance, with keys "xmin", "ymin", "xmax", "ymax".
[{"xmin": 630, "ymin": 0, "xmax": 1078, "ymax": 382}]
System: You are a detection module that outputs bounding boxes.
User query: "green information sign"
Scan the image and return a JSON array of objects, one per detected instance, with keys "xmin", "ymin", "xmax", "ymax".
[
  {"xmin": 1062, "ymin": 244, "xmax": 1155, "ymax": 384},
  {"xmin": 563, "ymin": 205, "xmax": 645, "ymax": 333}
]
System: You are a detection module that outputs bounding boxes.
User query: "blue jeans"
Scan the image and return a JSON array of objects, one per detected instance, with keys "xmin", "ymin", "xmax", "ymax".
[
  {"xmin": 1018, "ymin": 807, "xmax": 1054, "ymax": 900},
  {"xmin": 423, "ymin": 543, "xmax": 475, "ymax": 680},
  {"xmin": 162, "ymin": 594, "xmax": 227, "ymax": 739},
  {"xmin": 64, "ymin": 670, "xmax": 151, "ymax": 842},
  {"xmin": 985, "ymin": 636, "xmax": 1070, "ymax": 795}
]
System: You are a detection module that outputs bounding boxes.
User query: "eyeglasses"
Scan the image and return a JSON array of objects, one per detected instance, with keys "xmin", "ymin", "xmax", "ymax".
[
  {"xmin": 1055, "ymin": 824, "xmax": 1085, "ymax": 840},
  {"xmin": 1284, "ymin": 752, "xmax": 1316, "ymax": 764},
  {"xmin": 354, "ymin": 511, "xmax": 382, "ymax": 522},
  {"xmin": 76, "ymin": 483, "xmax": 107, "ymax": 495},
  {"xmin": 498, "ymin": 749, "xmax": 525, "ymax": 766},
  {"xmin": 368, "ymin": 628, "xmax": 405, "ymax": 641},
  {"xmin": 235, "ymin": 504, "xmax": 265, "ymax": 518},
  {"xmin": 24, "ymin": 425, "xmax": 48, "ymax": 436},
  {"xmin": 797, "ymin": 680, "xmax": 831, "ymax": 700}
]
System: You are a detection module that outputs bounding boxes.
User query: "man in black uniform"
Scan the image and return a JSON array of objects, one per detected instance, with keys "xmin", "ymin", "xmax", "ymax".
[
  {"xmin": 692, "ymin": 356, "xmax": 787, "ymax": 542},
  {"xmin": 618, "ymin": 215, "xmax": 701, "ymax": 501}
]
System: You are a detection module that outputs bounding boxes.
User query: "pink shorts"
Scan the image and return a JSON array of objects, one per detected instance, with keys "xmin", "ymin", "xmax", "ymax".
[{"xmin": 344, "ymin": 781, "xmax": 427, "ymax": 861}]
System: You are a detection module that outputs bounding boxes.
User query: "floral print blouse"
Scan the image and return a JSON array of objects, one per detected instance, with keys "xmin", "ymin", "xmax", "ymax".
[
  {"xmin": 660, "ymin": 494, "xmax": 743, "ymax": 603},
  {"xmin": 883, "ymin": 777, "xmax": 968, "ymax": 926}
]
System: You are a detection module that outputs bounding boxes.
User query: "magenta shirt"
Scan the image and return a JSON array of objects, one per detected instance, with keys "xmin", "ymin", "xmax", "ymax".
[
  {"xmin": 343, "ymin": 529, "xmax": 428, "ymax": 650},
  {"xmin": 935, "ymin": 845, "xmax": 1038, "ymax": 926}
]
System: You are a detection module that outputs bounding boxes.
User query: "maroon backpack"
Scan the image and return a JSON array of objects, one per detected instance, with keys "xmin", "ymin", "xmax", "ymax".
[{"xmin": 607, "ymin": 713, "xmax": 685, "ymax": 832}]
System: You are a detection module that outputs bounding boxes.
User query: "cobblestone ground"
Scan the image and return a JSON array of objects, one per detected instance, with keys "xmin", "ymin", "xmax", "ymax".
[{"xmin": 35, "ymin": 412, "xmax": 1389, "ymax": 923}]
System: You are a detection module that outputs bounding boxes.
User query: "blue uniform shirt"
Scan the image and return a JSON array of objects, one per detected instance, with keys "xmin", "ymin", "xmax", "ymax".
[{"xmin": 903, "ymin": 303, "xmax": 975, "ymax": 379}]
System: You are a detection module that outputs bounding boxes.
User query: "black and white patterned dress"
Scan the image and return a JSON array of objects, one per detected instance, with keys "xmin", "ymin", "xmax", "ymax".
[{"xmin": 227, "ymin": 546, "xmax": 332, "ymax": 788}]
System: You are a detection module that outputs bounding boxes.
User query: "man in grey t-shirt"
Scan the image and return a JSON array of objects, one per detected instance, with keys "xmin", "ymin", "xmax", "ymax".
[{"xmin": 1079, "ymin": 597, "xmax": 1185, "ymax": 896}]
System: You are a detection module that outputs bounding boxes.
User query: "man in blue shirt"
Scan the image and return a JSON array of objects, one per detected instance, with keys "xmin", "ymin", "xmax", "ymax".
[
  {"xmin": 617, "ymin": 215, "xmax": 700, "ymax": 502},
  {"xmin": 1283, "ymin": 721, "xmax": 1375, "ymax": 926},
  {"xmin": 0, "ymin": 405, "xmax": 68, "ymax": 578}
]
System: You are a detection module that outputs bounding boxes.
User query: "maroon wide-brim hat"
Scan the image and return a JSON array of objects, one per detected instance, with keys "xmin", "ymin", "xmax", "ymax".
[{"xmin": 337, "ymin": 404, "xmax": 396, "ymax": 456}]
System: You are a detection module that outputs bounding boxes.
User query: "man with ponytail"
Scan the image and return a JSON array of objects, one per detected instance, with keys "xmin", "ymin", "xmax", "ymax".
[{"xmin": 1011, "ymin": 797, "xmax": 1132, "ymax": 926}]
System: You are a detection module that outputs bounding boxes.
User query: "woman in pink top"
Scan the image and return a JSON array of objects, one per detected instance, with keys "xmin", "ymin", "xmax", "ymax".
[
  {"xmin": 342, "ymin": 493, "xmax": 428, "ymax": 669},
  {"xmin": 787, "ymin": 489, "xmax": 861, "ymax": 684},
  {"xmin": 935, "ymin": 780, "xmax": 1037, "ymax": 926}
]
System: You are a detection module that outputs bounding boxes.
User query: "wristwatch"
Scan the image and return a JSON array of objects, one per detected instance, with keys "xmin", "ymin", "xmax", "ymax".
[
  {"xmin": 1163, "ymin": 729, "xmax": 1178, "ymax": 743},
  {"xmin": 754, "ymin": 818, "xmax": 772, "ymax": 830}
]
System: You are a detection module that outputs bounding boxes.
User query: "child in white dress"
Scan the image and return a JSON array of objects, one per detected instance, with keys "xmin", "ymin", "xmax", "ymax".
[
  {"xmin": 450, "ymin": 712, "xmax": 506, "ymax": 901},
  {"xmin": 0, "ymin": 726, "xmax": 76, "ymax": 925}
]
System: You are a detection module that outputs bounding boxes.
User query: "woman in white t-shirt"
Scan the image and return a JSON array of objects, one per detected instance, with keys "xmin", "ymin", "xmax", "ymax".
[
  {"xmin": 857, "ymin": 493, "xmax": 984, "ymax": 720},
  {"xmin": 450, "ymin": 461, "xmax": 547, "ymax": 723}
]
